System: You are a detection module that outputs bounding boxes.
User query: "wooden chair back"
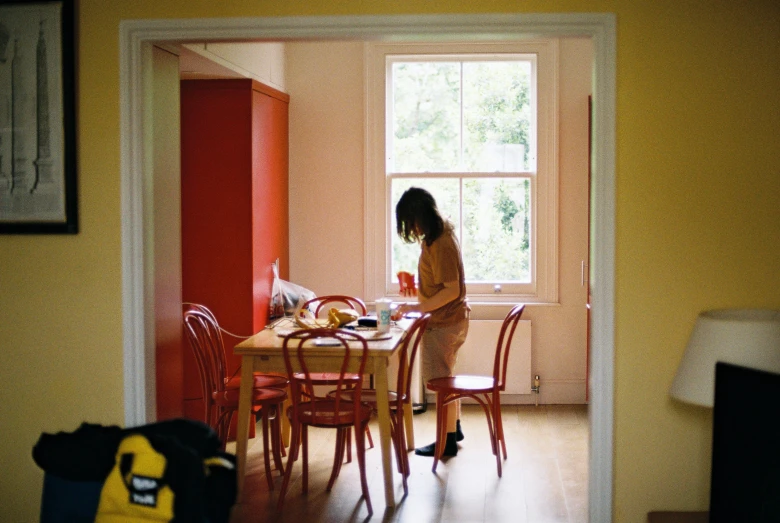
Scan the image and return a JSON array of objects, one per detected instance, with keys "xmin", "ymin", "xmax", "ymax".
[
  {"xmin": 182, "ymin": 308, "xmax": 229, "ymax": 424},
  {"xmin": 396, "ymin": 313, "xmax": 431, "ymax": 407},
  {"xmin": 494, "ymin": 304, "xmax": 526, "ymax": 391},
  {"xmin": 300, "ymin": 295, "xmax": 368, "ymax": 317},
  {"xmin": 282, "ymin": 328, "xmax": 369, "ymax": 424}
]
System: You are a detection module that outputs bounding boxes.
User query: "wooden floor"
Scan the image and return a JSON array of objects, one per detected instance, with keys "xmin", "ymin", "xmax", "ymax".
[{"xmin": 229, "ymin": 404, "xmax": 588, "ymax": 523}]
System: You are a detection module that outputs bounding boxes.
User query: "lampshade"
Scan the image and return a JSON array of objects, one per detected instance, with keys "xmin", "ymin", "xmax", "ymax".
[{"xmin": 669, "ymin": 309, "xmax": 780, "ymax": 407}]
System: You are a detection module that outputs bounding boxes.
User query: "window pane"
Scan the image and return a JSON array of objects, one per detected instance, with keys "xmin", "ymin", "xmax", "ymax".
[
  {"xmin": 391, "ymin": 62, "xmax": 460, "ymax": 173},
  {"xmin": 390, "ymin": 178, "xmax": 460, "ymax": 276},
  {"xmin": 462, "ymin": 178, "xmax": 530, "ymax": 282},
  {"xmin": 463, "ymin": 61, "xmax": 533, "ymax": 172}
]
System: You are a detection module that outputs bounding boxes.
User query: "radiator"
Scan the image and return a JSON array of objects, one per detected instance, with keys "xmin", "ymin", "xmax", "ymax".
[{"xmin": 390, "ymin": 319, "xmax": 532, "ymax": 411}]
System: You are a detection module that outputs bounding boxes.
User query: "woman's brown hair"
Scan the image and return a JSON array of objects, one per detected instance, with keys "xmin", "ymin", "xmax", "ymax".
[{"xmin": 395, "ymin": 187, "xmax": 444, "ymax": 247}]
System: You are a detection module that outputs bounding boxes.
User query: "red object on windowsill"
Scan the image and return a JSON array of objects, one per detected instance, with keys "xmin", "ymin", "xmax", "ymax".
[{"xmin": 397, "ymin": 271, "xmax": 417, "ymax": 296}]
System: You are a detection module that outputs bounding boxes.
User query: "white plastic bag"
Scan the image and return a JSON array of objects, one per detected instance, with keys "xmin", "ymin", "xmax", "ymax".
[{"xmin": 269, "ymin": 260, "xmax": 316, "ymax": 319}]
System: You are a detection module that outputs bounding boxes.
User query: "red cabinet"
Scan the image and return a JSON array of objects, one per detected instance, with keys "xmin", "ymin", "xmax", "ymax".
[{"xmin": 179, "ymin": 79, "xmax": 290, "ymax": 421}]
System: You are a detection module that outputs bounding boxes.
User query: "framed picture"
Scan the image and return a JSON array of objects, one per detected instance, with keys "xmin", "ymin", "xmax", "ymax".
[{"xmin": 0, "ymin": 0, "xmax": 76, "ymax": 234}]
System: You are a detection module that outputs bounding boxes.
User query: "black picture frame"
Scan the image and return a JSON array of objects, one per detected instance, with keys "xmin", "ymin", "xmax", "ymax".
[{"xmin": 0, "ymin": 0, "xmax": 77, "ymax": 234}]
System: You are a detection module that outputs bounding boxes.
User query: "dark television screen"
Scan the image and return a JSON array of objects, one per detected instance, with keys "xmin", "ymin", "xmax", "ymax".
[{"xmin": 710, "ymin": 362, "xmax": 780, "ymax": 522}]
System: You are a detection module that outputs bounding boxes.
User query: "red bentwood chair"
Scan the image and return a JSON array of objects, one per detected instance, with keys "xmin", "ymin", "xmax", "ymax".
[
  {"xmin": 426, "ymin": 304, "xmax": 525, "ymax": 477},
  {"xmin": 298, "ymin": 295, "xmax": 374, "ymax": 460},
  {"xmin": 277, "ymin": 328, "xmax": 373, "ymax": 516},
  {"xmin": 342, "ymin": 312, "xmax": 431, "ymax": 494},
  {"xmin": 182, "ymin": 307, "xmax": 288, "ymax": 490},
  {"xmin": 189, "ymin": 302, "xmax": 293, "ymax": 451},
  {"xmin": 299, "ymin": 295, "xmax": 368, "ymax": 320},
  {"xmin": 186, "ymin": 303, "xmax": 288, "ymax": 394}
]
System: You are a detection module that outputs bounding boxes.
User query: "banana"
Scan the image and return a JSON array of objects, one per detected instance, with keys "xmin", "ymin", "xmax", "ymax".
[
  {"xmin": 327, "ymin": 307, "xmax": 360, "ymax": 328},
  {"xmin": 295, "ymin": 309, "xmax": 329, "ymax": 329},
  {"xmin": 294, "ymin": 307, "xmax": 359, "ymax": 329}
]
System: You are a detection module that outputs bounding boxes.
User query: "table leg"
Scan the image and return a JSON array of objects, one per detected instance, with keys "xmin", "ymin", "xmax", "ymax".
[
  {"xmin": 235, "ymin": 356, "xmax": 254, "ymax": 501},
  {"xmin": 373, "ymin": 358, "xmax": 395, "ymax": 507}
]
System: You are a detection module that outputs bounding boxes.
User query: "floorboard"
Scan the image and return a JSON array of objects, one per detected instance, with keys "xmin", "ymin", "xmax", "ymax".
[{"xmin": 229, "ymin": 404, "xmax": 588, "ymax": 523}]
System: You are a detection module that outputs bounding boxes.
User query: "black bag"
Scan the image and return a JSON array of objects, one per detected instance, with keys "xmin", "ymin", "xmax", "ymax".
[{"xmin": 33, "ymin": 419, "xmax": 236, "ymax": 523}]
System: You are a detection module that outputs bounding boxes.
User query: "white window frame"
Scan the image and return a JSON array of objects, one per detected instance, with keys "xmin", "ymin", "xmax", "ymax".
[{"xmin": 364, "ymin": 40, "xmax": 559, "ymax": 304}]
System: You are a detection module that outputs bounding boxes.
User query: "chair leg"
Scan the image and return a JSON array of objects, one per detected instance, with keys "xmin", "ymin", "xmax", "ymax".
[
  {"xmin": 278, "ymin": 416, "xmax": 287, "ymax": 458},
  {"xmin": 481, "ymin": 393, "xmax": 501, "ymax": 477},
  {"xmin": 390, "ymin": 417, "xmax": 404, "ymax": 475},
  {"xmin": 392, "ymin": 410, "xmax": 409, "ymax": 496},
  {"xmin": 494, "ymin": 394, "xmax": 507, "ymax": 460},
  {"xmin": 270, "ymin": 405, "xmax": 285, "ymax": 474},
  {"xmin": 261, "ymin": 407, "xmax": 274, "ymax": 491},
  {"xmin": 219, "ymin": 410, "xmax": 234, "ymax": 451},
  {"xmin": 287, "ymin": 414, "xmax": 300, "ymax": 463},
  {"xmin": 345, "ymin": 427, "xmax": 352, "ymax": 463},
  {"xmin": 212, "ymin": 409, "xmax": 226, "ymax": 450},
  {"xmin": 403, "ymin": 400, "xmax": 415, "ymax": 450},
  {"xmin": 432, "ymin": 392, "xmax": 447, "ymax": 473},
  {"xmin": 302, "ymin": 425, "xmax": 309, "ymax": 494},
  {"xmin": 280, "ymin": 395, "xmax": 292, "ymax": 448},
  {"xmin": 355, "ymin": 421, "xmax": 373, "ymax": 517},
  {"xmin": 276, "ymin": 419, "xmax": 300, "ymax": 511},
  {"xmin": 327, "ymin": 428, "xmax": 346, "ymax": 491},
  {"xmin": 272, "ymin": 405, "xmax": 287, "ymax": 458},
  {"xmin": 485, "ymin": 397, "xmax": 499, "ymax": 457},
  {"xmin": 365, "ymin": 424, "xmax": 374, "ymax": 449}
]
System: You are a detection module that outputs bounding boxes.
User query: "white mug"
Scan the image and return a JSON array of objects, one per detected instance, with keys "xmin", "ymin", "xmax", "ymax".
[{"xmin": 375, "ymin": 298, "xmax": 392, "ymax": 333}]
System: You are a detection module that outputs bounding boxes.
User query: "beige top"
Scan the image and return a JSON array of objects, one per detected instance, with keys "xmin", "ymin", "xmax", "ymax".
[{"xmin": 418, "ymin": 225, "xmax": 468, "ymax": 327}]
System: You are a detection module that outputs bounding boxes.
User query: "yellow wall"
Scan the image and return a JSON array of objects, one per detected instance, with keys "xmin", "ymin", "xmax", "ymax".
[{"xmin": 0, "ymin": 1, "xmax": 778, "ymax": 522}]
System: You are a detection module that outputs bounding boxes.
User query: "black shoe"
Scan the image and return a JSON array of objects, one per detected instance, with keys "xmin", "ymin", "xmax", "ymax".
[
  {"xmin": 415, "ymin": 433, "xmax": 458, "ymax": 457},
  {"xmin": 456, "ymin": 419, "xmax": 464, "ymax": 442}
]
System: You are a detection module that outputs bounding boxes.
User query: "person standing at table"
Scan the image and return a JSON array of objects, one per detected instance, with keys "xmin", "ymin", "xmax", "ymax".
[{"xmin": 393, "ymin": 187, "xmax": 469, "ymax": 457}]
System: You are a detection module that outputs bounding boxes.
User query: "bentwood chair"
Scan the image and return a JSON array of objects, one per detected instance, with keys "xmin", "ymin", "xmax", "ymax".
[
  {"xmin": 185, "ymin": 303, "xmax": 288, "ymax": 392},
  {"xmin": 342, "ymin": 312, "xmax": 430, "ymax": 494},
  {"xmin": 278, "ymin": 328, "xmax": 373, "ymax": 516},
  {"xmin": 299, "ymin": 295, "xmax": 367, "ymax": 320},
  {"xmin": 185, "ymin": 303, "xmax": 291, "ymax": 446},
  {"xmin": 182, "ymin": 308, "xmax": 288, "ymax": 490},
  {"xmin": 298, "ymin": 295, "xmax": 374, "ymax": 459},
  {"xmin": 426, "ymin": 304, "xmax": 525, "ymax": 477}
]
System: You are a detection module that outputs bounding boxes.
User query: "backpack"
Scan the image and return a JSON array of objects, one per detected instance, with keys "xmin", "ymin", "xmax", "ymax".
[
  {"xmin": 35, "ymin": 420, "xmax": 235, "ymax": 523},
  {"xmin": 95, "ymin": 433, "xmax": 177, "ymax": 522}
]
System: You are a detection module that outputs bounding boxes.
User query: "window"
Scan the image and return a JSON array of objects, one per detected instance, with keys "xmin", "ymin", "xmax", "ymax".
[{"xmin": 365, "ymin": 41, "xmax": 559, "ymax": 303}]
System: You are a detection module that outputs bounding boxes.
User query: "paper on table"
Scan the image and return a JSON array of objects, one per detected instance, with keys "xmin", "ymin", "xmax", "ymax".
[{"xmin": 276, "ymin": 327, "xmax": 395, "ymax": 341}]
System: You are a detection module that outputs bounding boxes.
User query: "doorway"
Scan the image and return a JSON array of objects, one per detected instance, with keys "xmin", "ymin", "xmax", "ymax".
[{"xmin": 119, "ymin": 13, "xmax": 616, "ymax": 521}]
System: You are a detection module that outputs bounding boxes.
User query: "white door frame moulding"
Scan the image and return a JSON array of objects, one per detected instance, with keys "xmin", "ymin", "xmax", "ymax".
[{"xmin": 119, "ymin": 13, "xmax": 616, "ymax": 521}]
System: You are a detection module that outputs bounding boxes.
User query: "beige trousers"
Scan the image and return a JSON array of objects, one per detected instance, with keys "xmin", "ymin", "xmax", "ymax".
[{"xmin": 422, "ymin": 317, "xmax": 469, "ymax": 433}]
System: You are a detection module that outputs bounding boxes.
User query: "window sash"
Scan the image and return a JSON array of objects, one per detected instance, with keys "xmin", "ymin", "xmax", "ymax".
[
  {"xmin": 388, "ymin": 173, "xmax": 535, "ymax": 293},
  {"xmin": 387, "ymin": 54, "xmax": 538, "ymax": 175},
  {"xmin": 364, "ymin": 40, "xmax": 559, "ymax": 304}
]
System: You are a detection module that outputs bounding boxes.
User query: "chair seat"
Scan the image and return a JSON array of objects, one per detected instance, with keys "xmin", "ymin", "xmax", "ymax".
[
  {"xmin": 295, "ymin": 400, "xmax": 373, "ymax": 426},
  {"xmin": 340, "ymin": 389, "xmax": 404, "ymax": 406},
  {"xmin": 427, "ymin": 375, "xmax": 497, "ymax": 394},
  {"xmin": 213, "ymin": 386, "xmax": 287, "ymax": 407},
  {"xmin": 293, "ymin": 372, "xmax": 361, "ymax": 385},
  {"xmin": 225, "ymin": 373, "xmax": 288, "ymax": 390}
]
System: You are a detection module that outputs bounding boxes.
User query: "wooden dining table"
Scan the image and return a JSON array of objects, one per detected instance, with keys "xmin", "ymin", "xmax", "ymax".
[{"xmin": 233, "ymin": 319, "xmax": 414, "ymax": 508}]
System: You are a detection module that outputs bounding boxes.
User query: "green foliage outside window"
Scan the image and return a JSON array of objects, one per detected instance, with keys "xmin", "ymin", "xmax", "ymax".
[{"xmin": 389, "ymin": 58, "xmax": 533, "ymax": 284}]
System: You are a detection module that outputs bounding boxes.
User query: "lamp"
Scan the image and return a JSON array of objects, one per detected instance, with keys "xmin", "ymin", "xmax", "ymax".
[{"xmin": 670, "ymin": 309, "xmax": 780, "ymax": 407}]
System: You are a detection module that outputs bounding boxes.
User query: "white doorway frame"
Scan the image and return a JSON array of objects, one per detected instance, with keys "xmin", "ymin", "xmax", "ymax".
[{"xmin": 119, "ymin": 13, "xmax": 616, "ymax": 521}]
